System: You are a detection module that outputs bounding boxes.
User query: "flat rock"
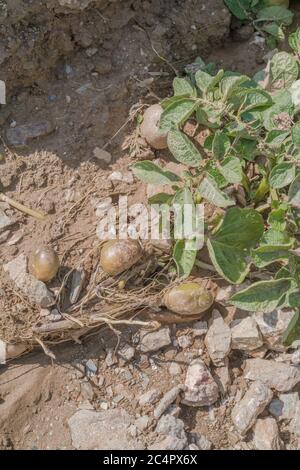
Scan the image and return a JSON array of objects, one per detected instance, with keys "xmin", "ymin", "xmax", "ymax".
[
  {"xmin": 0, "ymin": 211, "xmax": 14, "ymax": 233},
  {"xmin": 204, "ymin": 310, "xmax": 231, "ymax": 365},
  {"xmin": 269, "ymin": 392, "xmax": 299, "ymax": 421},
  {"xmin": 168, "ymin": 362, "xmax": 182, "ymax": 376},
  {"xmin": 244, "ymin": 358, "xmax": 300, "ymax": 392},
  {"xmin": 68, "ymin": 409, "xmax": 143, "ymax": 450},
  {"xmin": 214, "ymin": 363, "xmax": 231, "ymax": 394},
  {"xmin": 69, "ymin": 268, "xmax": 86, "ymax": 304},
  {"xmin": 290, "ymin": 401, "xmax": 300, "ymax": 437},
  {"xmin": 182, "ymin": 359, "xmax": 219, "ymax": 407},
  {"xmin": 156, "ymin": 414, "xmax": 187, "ymax": 442},
  {"xmin": 148, "ymin": 435, "xmax": 187, "ymax": 450},
  {"xmin": 139, "ymin": 327, "xmax": 171, "ymax": 353},
  {"xmin": 6, "ymin": 121, "xmax": 55, "ymax": 148},
  {"xmin": 139, "ymin": 389, "xmax": 162, "ymax": 407},
  {"xmin": 254, "ymin": 309, "xmax": 295, "ymax": 351},
  {"xmin": 231, "ymin": 317, "xmax": 263, "ymax": 351},
  {"xmin": 253, "ymin": 417, "xmax": 282, "ymax": 450},
  {"xmin": 3, "ymin": 254, "xmax": 54, "ymax": 307},
  {"xmin": 231, "ymin": 381, "xmax": 273, "ymax": 436},
  {"xmin": 192, "ymin": 320, "xmax": 208, "ymax": 337}
]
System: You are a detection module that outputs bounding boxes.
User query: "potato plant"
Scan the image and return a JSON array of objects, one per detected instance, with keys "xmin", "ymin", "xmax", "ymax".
[
  {"xmin": 132, "ymin": 28, "xmax": 300, "ymax": 345},
  {"xmin": 224, "ymin": 0, "xmax": 292, "ymax": 47}
]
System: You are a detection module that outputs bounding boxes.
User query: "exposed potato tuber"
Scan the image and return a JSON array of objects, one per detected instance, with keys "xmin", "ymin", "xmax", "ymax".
[
  {"xmin": 29, "ymin": 246, "xmax": 60, "ymax": 282},
  {"xmin": 140, "ymin": 104, "xmax": 168, "ymax": 150},
  {"xmin": 100, "ymin": 239, "xmax": 143, "ymax": 276},
  {"xmin": 164, "ymin": 281, "xmax": 214, "ymax": 317}
]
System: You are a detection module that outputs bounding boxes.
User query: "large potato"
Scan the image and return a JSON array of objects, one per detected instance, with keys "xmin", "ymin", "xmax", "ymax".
[
  {"xmin": 100, "ymin": 239, "xmax": 143, "ymax": 276},
  {"xmin": 164, "ymin": 281, "xmax": 214, "ymax": 317},
  {"xmin": 29, "ymin": 246, "xmax": 60, "ymax": 282},
  {"xmin": 140, "ymin": 104, "xmax": 168, "ymax": 150}
]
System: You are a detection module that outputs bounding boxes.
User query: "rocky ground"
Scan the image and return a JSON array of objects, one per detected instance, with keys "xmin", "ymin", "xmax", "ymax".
[{"xmin": 1, "ymin": 0, "xmax": 300, "ymax": 451}]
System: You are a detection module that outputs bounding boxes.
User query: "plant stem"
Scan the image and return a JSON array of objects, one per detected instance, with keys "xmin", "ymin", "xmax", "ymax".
[
  {"xmin": 0, "ymin": 193, "xmax": 46, "ymax": 221},
  {"xmin": 195, "ymin": 259, "xmax": 216, "ymax": 272}
]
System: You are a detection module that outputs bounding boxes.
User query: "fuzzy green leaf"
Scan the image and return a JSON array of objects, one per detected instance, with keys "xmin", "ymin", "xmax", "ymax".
[
  {"xmin": 167, "ymin": 129, "xmax": 202, "ymax": 167},
  {"xmin": 219, "ymin": 156, "xmax": 243, "ymax": 184},
  {"xmin": 212, "ymin": 131, "xmax": 231, "ymax": 159},
  {"xmin": 160, "ymin": 99, "xmax": 197, "ymax": 132},
  {"xmin": 231, "ymin": 279, "xmax": 292, "ymax": 313},
  {"xmin": 173, "ymin": 239, "xmax": 197, "ymax": 277},
  {"xmin": 198, "ymin": 177, "xmax": 235, "ymax": 208},
  {"xmin": 269, "ymin": 162, "xmax": 295, "ymax": 189},
  {"xmin": 131, "ymin": 161, "xmax": 181, "ymax": 185},
  {"xmin": 283, "ymin": 311, "xmax": 300, "ymax": 346}
]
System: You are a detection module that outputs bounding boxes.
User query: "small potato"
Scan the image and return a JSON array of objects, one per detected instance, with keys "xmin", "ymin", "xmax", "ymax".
[
  {"xmin": 100, "ymin": 239, "xmax": 143, "ymax": 276},
  {"xmin": 29, "ymin": 246, "xmax": 60, "ymax": 282},
  {"xmin": 164, "ymin": 281, "xmax": 214, "ymax": 317},
  {"xmin": 140, "ymin": 104, "xmax": 168, "ymax": 150}
]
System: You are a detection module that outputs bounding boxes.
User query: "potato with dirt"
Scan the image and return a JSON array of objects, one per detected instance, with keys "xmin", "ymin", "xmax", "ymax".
[
  {"xmin": 164, "ymin": 281, "xmax": 214, "ymax": 317},
  {"xmin": 29, "ymin": 246, "xmax": 60, "ymax": 282},
  {"xmin": 140, "ymin": 104, "xmax": 168, "ymax": 150},
  {"xmin": 100, "ymin": 239, "xmax": 143, "ymax": 276}
]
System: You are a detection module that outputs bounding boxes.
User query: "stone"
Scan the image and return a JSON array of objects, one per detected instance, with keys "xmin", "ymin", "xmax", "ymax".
[
  {"xmin": 135, "ymin": 416, "xmax": 150, "ymax": 432},
  {"xmin": 177, "ymin": 335, "xmax": 193, "ymax": 349},
  {"xmin": 154, "ymin": 385, "xmax": 184, "ymax": 419},
  {"xmin": 117, "ymin": 343, "xmax": 135, "ymax": 362},
  {"xmin": 105, "ymin": 349, "xmax": 118, "ymax": 367},
  {"xmin": 182, "ymin": 359, "xmax": 219, "ymax": 407},
  {"xmin": 80, "ymin": 382, "xmax": 94, "ymax": 401},
  {"xmin": 139, "ymin": 327, "xmax": 171, "ymax": 353},
  {"xmin": 69, "ymin": 268, "xmax": 86, "ymax": 304},
  {"xmin": 156, "ymin": 414, "xmax": 187, "ymax": 442},
  {"xmin": 191, "ymin": 320, "xmax": 208, "ymax": 337},
  {"xmin": 0, "ymin": 230, "xmax": 10, "ymax": 243},
  {"xmin": 269, "ymin": 392, "xmax": 299, "ymax": 421},
  {"xmin": 254, "ymin": 309, "xmax": 295, "ymax": 351},
  {"xmin": 190, "ymin": 432, "xmax": 212, "ymax": 450},
  {"xmin": 0, "ymin": 210, "xmax": 14, "ymax": 233},
  {"xmin": 231, "ymin": 381, "xmax": 273, "ymax": 436},
  {"xmin": 204, "ymin": 310, "xmax": 231, "ymax": 365},
  {"xmin": 58, "ymin": 0, "xmax": 93, "ymax": 9},
  {"xmin": 244, "ymin": 358, "xmax": 300, "ymax": 392},
  {"xmin": 148, "ymin": 435, "xmax": 187, "ymax": 450},
  {"xmin": 253, "ymin": 417, "xmax": 282, "ymax": 450},
  {"xmin": 7, "ymin": 230, "xmax": 23, "ymax": 246},
  {"xmin": 291, "ymin": 349, "xmax": 300, "ymax": 365},
  {"xmin": 139, "ymin": 389, "xmax": 162, "ymax": 407},
  {"xmin": 93, "ymin": 147, "xmax": 112, "ymax": 163},
  {"xmin": 290, "ymin": 401, "xmax": 300, "ymax": 437},
  {"xmin": 109, "ymin": 171, "xmax": 134, "ymax": 184},
  {"xmin": 6, "ymin": 121, "xmax": 55, "ymax": 148},
  {"xmin": 85, "ymin": 359, "xmax": 97, "ymax": 376},
  {"xmin": 168, "ymin": 362, "xmax": 182, "ymax": 376},
  {"xmin": 3, "ymin": 254, "xmax": 54, "ymax": 307},
  {"xmin": 231, "ymin": 317, "xmax": 263, "ymax": 351},
  {"xmin": 68, "ymin": 409, "xmax": 143, "ymax": 450},
  {"xmin": 93, "ymin": 57, "xmax": 112, "ymax": 75},
  {"xmin": 214, "ymin": 363, "xmax": 231, "ymax": 394}
]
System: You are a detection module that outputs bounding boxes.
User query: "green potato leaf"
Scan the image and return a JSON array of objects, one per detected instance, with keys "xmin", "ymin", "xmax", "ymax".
[
  {"xmin": 173, "ymin": 239, "xmax": 197, "ymax": 277},
  {"xmin": 269, "ymin": 162, "xmax": 296, "ymax": 189},
  {"xmin": 160, "ymin": 99, "xmax": 197, "ymax": 132},
  {"xmin": 198, "ymin": 176, "xmax": 235, "ymax": 208},
  {"xmin": 167, "ymin": 128, "xmax": 202, "ymax": 167},
  {"xmin": 230, "ymin": 279, "xmax": 292, "ymax": 312},
  {"xmin": 131, "ymin": 161, "xmax": 181, "ymax": 185}
]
